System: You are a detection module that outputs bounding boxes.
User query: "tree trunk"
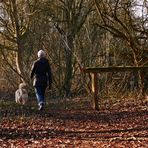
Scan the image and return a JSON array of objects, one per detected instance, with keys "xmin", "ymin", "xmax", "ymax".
[
  {"xmin": 15, "ymin": 45, "xmax": 26, "ymax": 83},
  {"xmin": 12, "ymin": 0, "xmax": 26, "ymax": 83},
  {"xmin": 63, "ymin": 35, "xmax": 74, "ymax": 96},
  {"xmin": 131, "ymin": 47, "xmax": 145, "ymax": 96}
]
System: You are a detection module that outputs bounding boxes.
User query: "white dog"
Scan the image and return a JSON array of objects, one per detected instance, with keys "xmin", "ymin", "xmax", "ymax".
[{"xmin": 15, "ymin": 83, "xmax": 28, "ymax": 105}]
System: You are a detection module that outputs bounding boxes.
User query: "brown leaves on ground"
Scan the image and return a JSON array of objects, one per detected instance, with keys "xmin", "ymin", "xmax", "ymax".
[{"xmin": 0, "ymin": 97, "xmax": 148, "ymax": 148}]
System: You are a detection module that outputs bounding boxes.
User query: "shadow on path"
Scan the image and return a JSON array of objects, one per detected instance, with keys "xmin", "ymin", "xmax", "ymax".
[{"xmin": 1, "ymin": 126, "xmax": 148, "ymax": 140}]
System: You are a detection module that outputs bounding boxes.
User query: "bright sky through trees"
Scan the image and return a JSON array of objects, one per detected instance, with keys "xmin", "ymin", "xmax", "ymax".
[{"xmin": 133, "ymin": 0, "xmax": 148, "ymax": 18}]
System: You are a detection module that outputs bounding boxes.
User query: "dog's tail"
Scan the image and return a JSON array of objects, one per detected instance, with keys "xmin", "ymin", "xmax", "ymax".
[{"xmin": 19, "ymin": 83, "xmax": 27, "ymax": 89}]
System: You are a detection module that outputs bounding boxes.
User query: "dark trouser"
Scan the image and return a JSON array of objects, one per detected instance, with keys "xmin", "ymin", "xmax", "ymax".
[{"xmin": 35, "ymin": 86, "xmax": 46, "ymax": 106}]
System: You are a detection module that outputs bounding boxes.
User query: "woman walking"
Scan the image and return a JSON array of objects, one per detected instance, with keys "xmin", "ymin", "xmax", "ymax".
[{"xmin": 31, "ymin": 50, "xmax": 52, "ymax": 111}]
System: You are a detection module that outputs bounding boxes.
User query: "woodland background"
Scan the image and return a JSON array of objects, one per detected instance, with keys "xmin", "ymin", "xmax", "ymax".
[
  {"xmin": 0, "ymin": 1, "xmax": 148, "ymax": 147},
  {"xmin": 0, "ymin": 0, "xmax": 148, "ymax": 98}
]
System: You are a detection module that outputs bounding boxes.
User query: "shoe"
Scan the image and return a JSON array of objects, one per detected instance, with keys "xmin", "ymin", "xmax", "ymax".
[{"xmin": 38, "ymin": 103, "xmax": 44, "ymax": 111}]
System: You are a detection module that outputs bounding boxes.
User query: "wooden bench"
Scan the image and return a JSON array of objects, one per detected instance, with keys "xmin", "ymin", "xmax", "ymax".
[{"xmin": 83, "ymin": 66, "xmax": 148, "ymax": 110}]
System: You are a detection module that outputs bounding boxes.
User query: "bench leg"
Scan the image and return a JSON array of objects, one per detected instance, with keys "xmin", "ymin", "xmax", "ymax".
[{"xmin": 91, "ymin": 73, "xmax": 99, "ymax": 110}]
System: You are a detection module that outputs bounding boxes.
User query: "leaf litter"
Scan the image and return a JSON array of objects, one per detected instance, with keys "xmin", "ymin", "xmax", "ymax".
[{"xmin": 0, "ymin": 97, "xmax": 148, "ymax": 147}]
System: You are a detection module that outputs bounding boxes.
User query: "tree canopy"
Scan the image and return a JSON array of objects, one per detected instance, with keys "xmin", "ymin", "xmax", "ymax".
[{"xmin": 0, "ymin": 0, "xmax": 147, "ymax": 96}]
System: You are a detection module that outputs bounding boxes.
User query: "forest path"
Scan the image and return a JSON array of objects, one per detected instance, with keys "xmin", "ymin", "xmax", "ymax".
[{"xmin": 0, "ymin": 97, "xmax": 148, "ymax": 147}]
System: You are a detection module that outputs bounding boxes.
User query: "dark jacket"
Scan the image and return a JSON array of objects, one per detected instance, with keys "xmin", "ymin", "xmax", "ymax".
[{"xmin": 31, "ymin": 57, "xmax": 52, "ymax": 87}]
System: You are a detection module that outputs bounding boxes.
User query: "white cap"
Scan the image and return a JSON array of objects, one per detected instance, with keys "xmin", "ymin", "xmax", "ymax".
[{"xmin": 37, "ymin": 50, "xmax": 46, "ymax": 58}]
